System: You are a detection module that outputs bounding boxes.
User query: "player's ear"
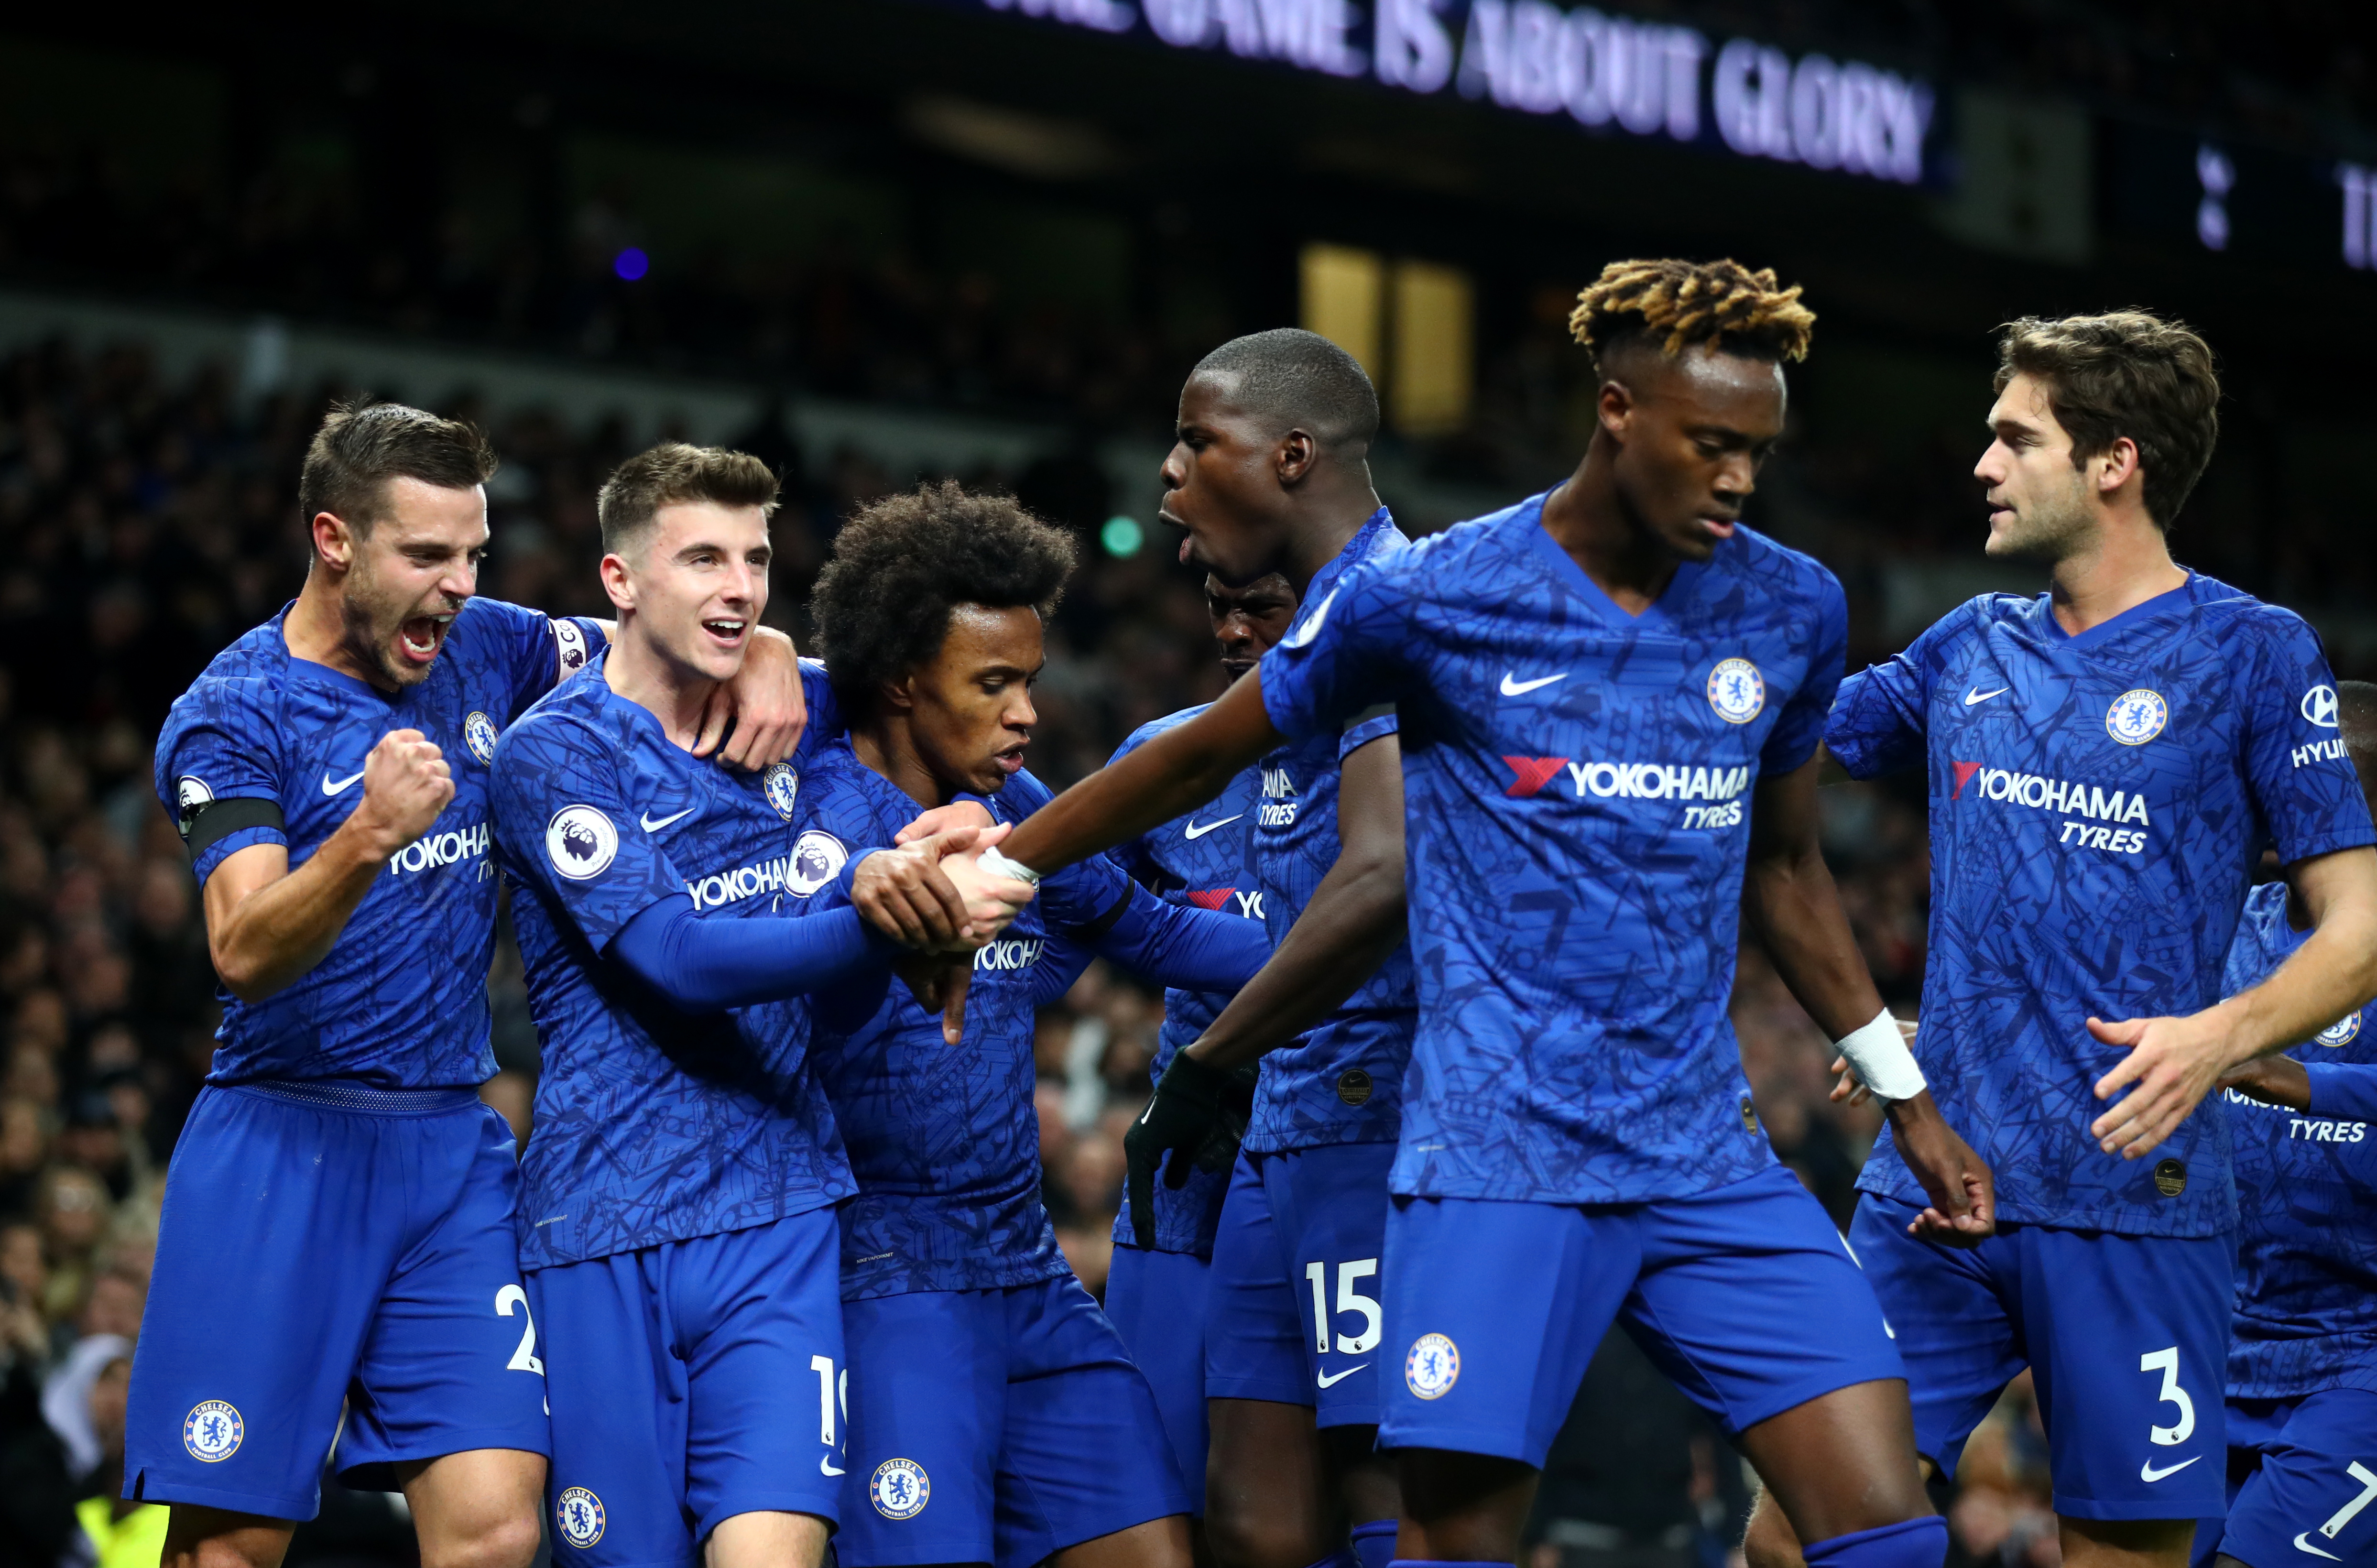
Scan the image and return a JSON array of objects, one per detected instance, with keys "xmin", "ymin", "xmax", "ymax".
[
  {"xmin": 598, "ymin": 552, "xmax": 636, "ymax": 615},
  {"xmin": 879, "ymin": 673, "xmax": 916, "ymax": 714},
  {"xmin": 312, "ymin": 511, "xmax": 355, "ymax": 571},
  {"xmin": 1597, "ymin": 378, "xmax": 1636, "ymax": 441},
  {"xmin": 2095, "ymin": 436, "xmax": 2141, "ymax": 498},
  {"xmin": 1275, "ymin": 428, "xmax": 1319, "ymax": 488}
]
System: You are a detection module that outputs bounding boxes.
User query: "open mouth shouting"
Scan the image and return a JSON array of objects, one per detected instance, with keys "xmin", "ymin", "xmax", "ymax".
[
  {"xmin": 701, "ymin": 616, "xmax": 749, "ymax": 651},
  {"xmin": 991, "ymin": 740, "xmax": 1028, "ymax": 779},
  {"xmin": 397, "ymin": 612, "xmax": 456, "ymax": 668}
]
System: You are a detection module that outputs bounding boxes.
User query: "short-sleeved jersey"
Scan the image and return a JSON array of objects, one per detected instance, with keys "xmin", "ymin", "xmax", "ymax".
[
  {"xmin": 490, "ymin": 650, "xmax": 855, "ymax": 1270},
  {"xmin": 1259, "ymin": 494, "xmax": 1847, "ymax": 1204},
  {"xmin": 2218, "ymin": 880, "xmax": 2377, "ymax": 1398},
  {"xmin": 1106, "ymin": 705, "xmax": 1270, "ymax": 1256},
  {"xmin": 153, "ymin": 598, "xmax": 603, "ymax": 1088},
  {"xmin": 793, "ymin": 742, "xmax": 1137, "ymax": 1300},
  {"xmin": 1828, "ymin": 575, "xmax": 2376, "ymax": 1238},
  {"xmin": 1245, "ymin": 509, "xmax": 1420, "ymax": 1155}
]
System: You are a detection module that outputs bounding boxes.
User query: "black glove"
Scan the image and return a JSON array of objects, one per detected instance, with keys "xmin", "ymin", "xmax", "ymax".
[{"xmin": 1124, "ymin": 1051, "xmax": 1237, "ymax": 1249}]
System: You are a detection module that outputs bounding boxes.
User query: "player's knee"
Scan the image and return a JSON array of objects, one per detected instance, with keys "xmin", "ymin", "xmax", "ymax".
[
  {"xmin": 1203, "ymin": 1491, "xmax": 1327, "ymax": 1568},
  {"xmin": 420, "ymin": 1507, "xmax": 542, "ymax": 1568},
  {"xmin": 1800, "ymin": 1517, "xmax": 1947, "ymax": 1568},
  {"xmin": 1741, "ymin": 1492, "xmax": 1807, "ymax": 1568}
]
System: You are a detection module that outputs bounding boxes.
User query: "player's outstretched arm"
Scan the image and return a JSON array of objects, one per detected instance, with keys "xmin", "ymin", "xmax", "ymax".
[
  {"xmin": 2092, "ymin": 844, "xmax": 2377, "ymax": 1157},
  {"xmin": 202, "ymin": 729, "xmax": 453, "ymax": 1002},
  {"xmin": 1745, "ymin": 753, "xmax": 1995, "ymax": 1244},
  {"xmin": 1123, "ymin": 733, "xmax": 1407, "ymax": 1246},
  {"xmin": 998, "ymin": 667, "xmax": 1286, "ymax": 890}
]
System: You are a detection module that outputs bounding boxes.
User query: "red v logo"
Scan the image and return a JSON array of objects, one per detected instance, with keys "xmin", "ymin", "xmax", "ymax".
[
  {"xmin": 1186, "ymin": 889, "xmax": 1232, "ymax": 910},
  {"xmin": 1951, "ymin": 761, "xmax": 1983, "ymax": 798},
  {"xmin": 1502, "ymin": 756, "xmax": 1570, "ymax": 798}
]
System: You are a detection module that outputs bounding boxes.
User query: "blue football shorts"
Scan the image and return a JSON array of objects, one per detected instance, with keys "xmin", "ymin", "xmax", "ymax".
[
  {"xmin": 1850, "ymin": 1192, "xmax": 2233, "ymax": 1522},
  {"xmin": 531, "ymin": 1209, "xmax": 847, "ymax": 1563},
  {"xmin": 1204, "ymin": 1143, "xmax": 1396, "ymax": 1428},
  {"xmin": 836, "ymin": 1274, "xmax": 1188, "ymax": 1568},
  {"xmin": 2192, "ymin": 1388, "xmax": 2377, "ymax": 1568},
  {"xmin": 1379, "ymin": 1165, "xmax": 1904, "ymax": 1468},
  {"xmin": 125, "ymin": 1081, "xmax": 550, "ymax": 1520},
  {"xmin": 1104, "ymin": 1245, "xmax": 1213, "ymax": 1516}
]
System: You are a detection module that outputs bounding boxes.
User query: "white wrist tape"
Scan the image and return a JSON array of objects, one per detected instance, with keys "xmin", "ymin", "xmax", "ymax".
[
  {"xmin": 1835, "ymin": 1007, "xmax": 1927, "ymax": 1102},
  {"xmin": 977, "ymin": 845, "xmax": 1042, "ymax": 888}
]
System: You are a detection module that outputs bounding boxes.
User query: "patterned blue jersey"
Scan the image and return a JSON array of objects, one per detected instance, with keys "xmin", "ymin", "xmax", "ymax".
[
  {"xmin": 1830, "ymin": 576, "xmax": 2375, "ymax": 1238},
  {"xmin": 153, "ymin": 598, "xmax": 602, "ymax": 1088},
  {"xmin": 1245, "ymin": 509, "xmax": 1419, "ymax": 1155},
  {"xmin": 1107, "ymin": 705, "xmax": 1270, "ymax": 1256},
  {"xmin": 794, "ymin": 742, "xmax": 1140, "ymax": 1300},
  {"xmin": 490, "ymin": 650, "xmax": 856, "ymax": 1270},
  {"xmin": 2219, "ymin": 880, "xmax": 2377, "ymax": 1398},
  {"xmin": 1259, "ymin": 494, "xmax": 1844, "ymax": 1203}
]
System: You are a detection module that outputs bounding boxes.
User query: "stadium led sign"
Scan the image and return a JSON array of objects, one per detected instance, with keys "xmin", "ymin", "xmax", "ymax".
[{"xmin": 960, "ymin": 0, "xmax": 1934, "ymax": 185}]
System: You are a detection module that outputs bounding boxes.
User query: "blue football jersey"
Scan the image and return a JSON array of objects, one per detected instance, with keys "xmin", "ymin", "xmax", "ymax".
[
  {"xmin": 1106, "ymin": 705, "xmax": 1271, "ymax": 1257},
  {"xmin": 1259, "ymin": 493, "xmax": 1845, "ymax": 1204},
  {"xmin": 792, "ymin": 742, "xmax": 1139, "ymax": 1301},
  {"xmin": 153, "ymin": 598, "xmax": 603, "ymax": 1088},
  {"xmin": 1828, "ymin": 575, "xmax": 2376, "ymax": 1239},
  {"xmin": 490, "ymin": 650, "xmax": 856, "ymax": 1270},
  {"xmin": 1245, "ymin": 509, "xmax": 1420, "ymax": 1155},
  {"xmin": 2219, "ymin": 880, "xmax": 2377, "ymax": 1398}
]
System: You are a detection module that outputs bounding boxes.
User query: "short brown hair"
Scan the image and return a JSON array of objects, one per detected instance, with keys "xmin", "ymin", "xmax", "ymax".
[
  {"xmin": 1994, "ymin": 312, "xmax": 2220, "ymax": 530},
  {"xmin": 597, "ymin": 442, "xmax": 780, "ymax": 559},
  {"xmin": 299, "ymin": 402, "xmax": 497, "ymax": 544}
]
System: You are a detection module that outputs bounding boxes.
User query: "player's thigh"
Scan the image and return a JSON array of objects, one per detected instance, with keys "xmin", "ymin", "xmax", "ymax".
[
  {"xmin": 1377, "ymin": 1194, "xmax": 1634, "ymax": 1480},
  {"xmin": 1104, "ymin": 1245, "xmax": 1215, "ymax": 1518},
  {"xmin": 839, "ymin": 1289, "xmax": 1004, "ymax": 1568},
  {"xmin": 126, "ymin": 1087, "xmax": 416, "ymax": 1521},
  {"xmin": 398, "ymin": 1446, "xmax": 546, "ymax": 1568},
  {"xmin": 345, "ymin": 1106, "xmax": 552, "ymax": 1492},
  {"xmin": 159, "ymin": 1503, "xmax": 295, "ymax": 1568},
  {"xmin": 2018, "ymin": 1225, "xmax": 2230, "ymax": 1526},
  {"xmin": 530, "ymin": 1248, "xmax": 692, "ymax": 1564},
  {"xmin": 674, "ymin": 1213, "xmax": 849, "ymax": 1542},
  {"xmin": 1048, "ymin": 1514, "xmax": 1193, "ymax": 1568},
  {"xmin": 1843, "ymin": 1190, "xmax": 2025, "ymax": 1483},
  {"xmin": 1265, "ymin": 1143, "xmax": 1396, "ymax": 1431},
  {"xmin": 2206, "ymin": 1388, "xmax": 2377, "ymax": 1568},
  {"xmin": 993, "ymin": 1276, "xmax": 1189, "ymax": 1568},
  {"xmin": 1205, "ymin": 1154, "xmax": 1312, "ymax": 1412}
]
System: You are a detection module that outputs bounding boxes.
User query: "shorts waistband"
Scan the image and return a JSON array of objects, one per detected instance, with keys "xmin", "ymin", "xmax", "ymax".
[{"xmin": 224, "ymin": 1078, "xmax": 483, "ymax": 1116}]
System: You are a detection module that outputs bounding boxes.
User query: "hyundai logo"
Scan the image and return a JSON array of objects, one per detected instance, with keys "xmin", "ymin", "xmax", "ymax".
[{"xmin": 2303, "ymin": 685, "xmax": 2341, "ymax": 728}]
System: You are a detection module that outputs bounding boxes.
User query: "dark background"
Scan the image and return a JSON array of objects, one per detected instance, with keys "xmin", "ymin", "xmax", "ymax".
[{"xmin": 1, "ymin": 3, "xmax": 2372, "ymax": 1564}]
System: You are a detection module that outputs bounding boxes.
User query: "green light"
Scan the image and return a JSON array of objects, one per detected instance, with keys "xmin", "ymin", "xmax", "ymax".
[{"xmin": 1101, "ymin": 515, "xmax": 1144, "ymax": 557}]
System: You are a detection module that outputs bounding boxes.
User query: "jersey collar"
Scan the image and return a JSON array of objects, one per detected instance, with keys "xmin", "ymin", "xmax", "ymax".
[
  {"xmin": 2033, "ymin": 571, "xmax": 2200, "ymax": 652},
  {"xmin": 1518, "ymin": 491, "xmax": 1708, "ymax": 630}
]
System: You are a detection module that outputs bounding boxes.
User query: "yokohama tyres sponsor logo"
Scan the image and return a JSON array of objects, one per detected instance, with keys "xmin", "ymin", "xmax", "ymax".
[
  {"xmin": 1952, "ymin": 761, "xmax": 2153, "ymax": 854},
  {"xmin": 388, "ymin": 821, "xmax": 490, "ymax": 876},
  {"xmin": 1501, "ymin": 756, "xmax": 1752, "ymax": 803},
  {"xmin": 974, "ymin": 937, "xmax": 1044, "ymax": 971},
  {"xmin": 688, "ymin": 853, "xmax": 801, "ymax": 910}
]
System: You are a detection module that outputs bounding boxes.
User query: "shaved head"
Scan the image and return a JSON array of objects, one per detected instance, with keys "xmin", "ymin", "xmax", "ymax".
[{"xmin": 1190, "ymin": 329, "xmax": 1380, "ymax": 456}]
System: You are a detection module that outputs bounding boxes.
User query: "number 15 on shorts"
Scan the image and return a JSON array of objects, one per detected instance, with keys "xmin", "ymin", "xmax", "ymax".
[{"xmin": 1305, "ymin": 1259, "xmax": 1383, "ymax": 1355}]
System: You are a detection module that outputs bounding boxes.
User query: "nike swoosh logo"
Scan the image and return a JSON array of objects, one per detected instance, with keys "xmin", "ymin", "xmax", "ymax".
[
  {"xmin": 1501, "ymin": 672, "xmax": 1567, "ymax": 697},
  {"xmin": 2139, "ymin": 1456, "xmax": 2201, "ymax": 1482},
  {"xmin": 1183, "ymin": 814, "xmax": 1243, "ymax": 840},
  {"xmin": 322, "ymin": 770, "xmax": 366, "ymax": 796},
  {"xmin": 2296, "ymin": 1534, "xmax": 2343, "ymax": 1561},
  {"xmin": 821, "ymin": 1457, "xmax": 846, "ymax": 1477},
  {"xmin": 1964, "ymin": 686, "xmax": 2010, "ymax": 706},
  {"xmin": 1316, "ymin": 1364, "xmax": 1369, "ymax": 1388},
  {"xmin": 640, "ymin": 807, "xmax": 695, "ymax": 832}
]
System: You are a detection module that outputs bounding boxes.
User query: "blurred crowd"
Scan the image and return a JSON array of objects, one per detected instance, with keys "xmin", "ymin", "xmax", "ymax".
[{"xmin": 0, "ymin": 325, "xmax": 2042, "ymax": 1565}]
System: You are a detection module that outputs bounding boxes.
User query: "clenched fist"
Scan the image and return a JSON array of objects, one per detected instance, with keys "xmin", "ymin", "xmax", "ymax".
[{"xmin": 351, "ymin": 729, "xmax": 453, "ymax": 857}]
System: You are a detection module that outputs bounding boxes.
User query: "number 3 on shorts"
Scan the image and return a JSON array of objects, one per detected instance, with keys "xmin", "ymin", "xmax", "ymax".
[
  {"xmin": 496, "ymin": 1284, "xmax": 545, "ymax": 1376},
  {"xmin": 2138, "ymin": 1346, "xmax": 2194, "ymax": 1445}
]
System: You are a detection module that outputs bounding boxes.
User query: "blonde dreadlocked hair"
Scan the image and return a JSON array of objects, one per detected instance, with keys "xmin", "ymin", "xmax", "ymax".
[{"xmin": 1569, "ymin": 259, "xmax": 1816, "ymax": 370}]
